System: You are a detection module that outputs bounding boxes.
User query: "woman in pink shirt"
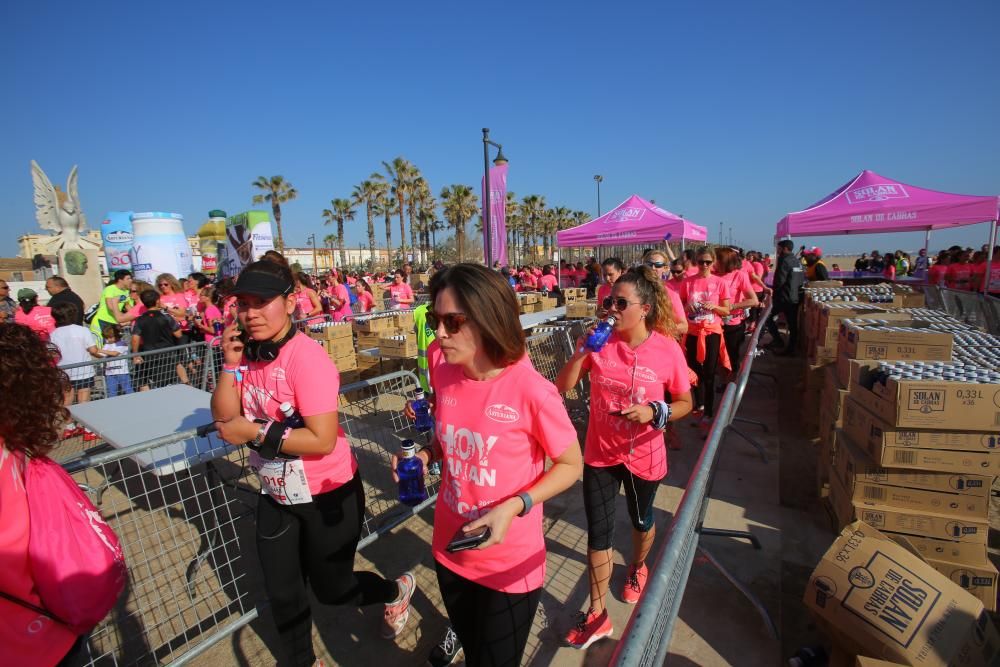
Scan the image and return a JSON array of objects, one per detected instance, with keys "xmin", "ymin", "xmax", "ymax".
[
  {"xmin": 679, "ymin": 247, "xmax": 731, "ymax": 428},
  {"xmin": 714, "ymin": 248, "xmax": 759, "ymax": 377},
  {"xmin": 0, "ymin": 324, "xmax": 83, "ymax": 665},
  {"xmin": 155, "ymin": 273, "xmax": 190, "ymax": 324},
  {"xmin": 928, "ymin": 252, "xmax": 949, "ymax": 286},
  {"xmin": 538, "ymin": 265, "xmax": 559, "ymax": 293},
  {"xmin": 326, "ymin": 272, "xmax": 353, "ymax": 321},
  {"xmin": 292, "ymin": 272, "xmax": 322, "ymax": 319},
  {"xmin": 393, "ymin": 264, "xmax": 582, "ymax": 667},
  {"xmin": 192, "ymin": 286, "xmax": 224, "ymax": 343},
  {"xmin": 556, "ymin": 266, "xmax": 693, "ymax": 647},
  {"xmin": 388, "ymin": 269, "xmax": 415, "ymax": 309},
  {"xmin": 13, "ymin": 289, "xmax": 55, "ymax": 341},
  {"xmin": 642, "ymin": 250, "xmax": 671, "ymax": 282},
  {"xmin": 354, "ymin": 281, "xmax": 376, "ymax": 313},
  {"xmin": 211, "ymin": 261, "xmax": 415, "ymax": 665},
  {"xmin": 596, "ymin": 257, "xmax": 624, "ymax": 315}
]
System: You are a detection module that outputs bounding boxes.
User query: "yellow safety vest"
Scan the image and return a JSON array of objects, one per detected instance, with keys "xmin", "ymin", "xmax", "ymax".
[{"xmin": 413, "ymin": 304, "xmax": 436, "ymax": 393}]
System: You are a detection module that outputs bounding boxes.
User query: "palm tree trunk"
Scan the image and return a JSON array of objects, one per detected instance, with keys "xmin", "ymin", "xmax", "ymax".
[
  {"xmin": 272, "ymin": 202, "xmax": 284, "ymax": 252},
  {"xmin": 384, "ymin": 211, "xmax": 394, "ymax": 268},
  {"xmin": 408, "ymin": 205, "xmax": 418, "ymax": 265},
  {"xmin": 431, "ymin": 226, "xmax": 437, "ymax": 257},
  {"xmin": 397, "ymin": 193, "xmax": 407, "ymax": 263},
  {"xmin": 366, "ymin": 203, "xmax": 376, "ymax": 270},
  {"xmin": 337, "ymin": 219, "xmax": 346, "ymax": 268}
]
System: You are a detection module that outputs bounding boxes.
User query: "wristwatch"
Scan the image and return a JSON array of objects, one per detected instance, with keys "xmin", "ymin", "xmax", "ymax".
[{"xmin": 516, "ymin": 492, "xmax": 533, "ymax": 517}]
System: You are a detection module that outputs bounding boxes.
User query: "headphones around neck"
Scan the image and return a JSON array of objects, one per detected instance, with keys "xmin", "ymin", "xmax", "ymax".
[{"xmin": 243, "ymin": 324, "xmax": 297, "ymax": 362}]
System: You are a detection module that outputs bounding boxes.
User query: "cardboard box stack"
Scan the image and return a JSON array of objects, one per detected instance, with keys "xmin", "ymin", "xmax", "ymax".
[
  {"xmin": 518, "ymin": 292, "xmax": 542, "ymax": 314},
  {"xmin": 307, "ymin": 321, "xmax": 358, "ymax": 372},
  {"xmin": 561, "ymin": 287, "xmax": 588, "ymax": 304},
  {"xmin": 806, "ymin": 297, "xmax": 1000, "ymax": 613},
  {"xmin": 804, "ymin": 521, "xmax": 999, "ymax": 666},
  {"xmin": 565, "ymin": 300, "xmax": 597, "ymax": 319}
]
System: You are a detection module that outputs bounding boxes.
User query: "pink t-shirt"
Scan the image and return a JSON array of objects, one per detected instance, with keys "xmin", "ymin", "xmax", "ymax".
[
  {"xmin": 751, "ymin": 261, "xmax": 765, "ymax": 280},
  {"xmin": 521, "ymin": 272, "xmax": 537, "ymax": 289},
  {"xmin": 597, "ymin": 283, "xmax": 611, "ymax": 306},
  {"xmin": 987, "ymin": 263, "xmax": 1000, "ymax": 294},
  {"xmin": 160, "ymin": 292, "xmax": 189, "ymax": 327},
  {"xmin": 199, "ymin": 304, "xmax": 223, "ymax": 342},
  {"xmin": 331, "ymin": 284, "xmax": 352, "ymax": 321},
  {"xmin": 14, "ymin": 306, "xmax": 55, "ymax": 341},
  {"xmin": 685, "ymin": 266, "xmax": 699, "ymax": 277},
  {"xmin": 240, "ymin": 333, "xmax": 358, "ymax": 496},
  {"xmin": 539, "ymin": 274, "xmax": 558, "ymax": 291},
  {"xmin": 582, "ymin": 331, "xmax": 691, "ymax": 480},
  {"xmin": 928, "ymin": 263, "xmax": 948, "ymax": 286},
  {"xmin": 971, "ymin": 262, "xmax": 987, "ymax": 290},
  {"xmin": 665, "ymin": 286, "xmax": 685, "ymax": 324},
  {"xmin": 389, "ymin": 282, "xmax": 414, "ymax": 308},
  {"xmin": 0, "ymin": 446, "xmax": 79, "ymax": 665},
  {"xmin": 665, "ymin": 277, "xmax": 684, "ymax": 294},
  {"xmin": 430, "ymin": 351, "xmax": 575, "ymax": 593},
  {"xmin": 355, "ymin": 291, "xmax": 375, "ymax": 312},
  {"xmin": 183, "ymin": 289, "xmax": 199, "ymax": 309},
  {"xmin": 883, "ymin": 264, "xmax": 896, "ymax": 281},
  {"xmin": 947, "ymin": 263, "xmax": 972, "ymax": 290},
  {"xmin": 679, "ymin": 274, "xmax": 732, "ymax": 326},
  {"xmin": 718, "ymin": 270, "xmax": 753, "ymax": 325},
  {"xmin": 294, "ymin": 288, "xmax": 319, "ymax": 317}
]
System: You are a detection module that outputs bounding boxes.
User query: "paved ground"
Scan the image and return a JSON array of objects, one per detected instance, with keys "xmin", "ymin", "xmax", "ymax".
[{"xmin": 187, "ymin": 352, "xmax": 801, "ymax": 667}]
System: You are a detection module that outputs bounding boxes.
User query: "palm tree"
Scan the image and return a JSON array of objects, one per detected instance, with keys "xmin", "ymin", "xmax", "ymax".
[
  {"xmin": 547, "ymin": 206, "xmax": 572, "ymax": 258},
  {"xmin": 373, "ymin": 179, "xmax": 398, "ymax": 267},
  {"xmin": 440, "ymin": 184, "xmax": 479, "ymax": 262},
  {"xmin": 352, "ymin": 176, "xmax": 383, "ymax": 269},
  {"xmin": 413, "ymin": 179, "xmax": 437, "ymax": 264},
  {"xmin": 251, "ymin": 176, "xmax": 298, "ymax": 252},
  {"xmin": 429, "ymin": 219, "xmax": 446, "ymax": 258},
  {"xmin": 382, "ymin": 157, "xmax": 416, "ymax": 262},
  {"xmin": 323, "ymin": 233, "xmax": 337, "ymax": 270},
  {"xmin": 504, "ymin": 192, "xmax": 521, "ymax": 265},
  {"xmin": 321, "ymin": 198, "xmax": 356, "ymax": 268},
  {"xmin": 520, "ymin": 195, "xmax": 546, "ymax": 262},
  {"xmin": 407, "ymin": 172, "xmax": 427, "ymax": 264}
]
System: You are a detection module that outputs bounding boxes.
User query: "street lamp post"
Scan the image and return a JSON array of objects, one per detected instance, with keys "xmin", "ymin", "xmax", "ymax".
[
  {"xmin": 594, "ymin": 175, "xmax": 603, "ymax": 216},
  {"xmin": 482, "ymin": 128, "xmax": 507, "ymax": 268},
  {"xmin": 307, "ymin": 233, "xmax": 317, "ymax": 272}
]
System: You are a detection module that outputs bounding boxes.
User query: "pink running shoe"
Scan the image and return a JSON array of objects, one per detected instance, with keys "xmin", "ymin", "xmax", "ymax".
[
  {"xmin": 382, "ymin": 571, "xmax": 416, "ymax": 639},
  {"xmin": 622, "ymin": 562, "xmax": 648, "ymax": 604},
  {"xmin": 564, "ymin": 608, "xmax": 613, "ymax": 649}
]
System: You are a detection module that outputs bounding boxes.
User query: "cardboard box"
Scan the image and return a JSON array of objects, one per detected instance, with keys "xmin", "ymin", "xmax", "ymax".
[
  {"xmin": 839, "ymin": 322, "xmax": 953, "ymax": 362},
  {"xmin": 353, "ymin": 315, "xmax": 395, "ymax": 333},
  {"xmin": 356, "ymin": 351, "xmax": 381, "ymax": 371},
  {"xmin": 307, "ymin": 321, "xmax": 354, "ymax": 341},
  {"xmin": 850, "ymin": 374, "xmax": 1000, "ymax": 432},
  {"xmin": 824, "ymin": 366, "xmax": 850, "ymax": 423},
  {"xmin": 828, "ymin": 470, "xmax": 856, "ymax": 530},
  {"xmin": 842, "ymin": 399, "xmax": 1000, "ymax": 474},
  {"xmin": 539, "ymin": 296, "xmax": 559, "ymax": 310},
  {"xmin": 393, "ymin": 310, "xmax": 415, "ymax": 330},
  {"xmin": 322, "ymin": 336, "xmax": 356, "ymax": 358},
  {"xmin": 332, "ymin": 352, "xmax": 358, "ymax": 372},
  {"xmin": 850, "ymin": 480, "xmax": 989, "ymax": 521},
  {"xmin": 803, "ymin": 521, "xmax": 1000, "ymax": 666},
  {"xmin": 853, "ymin": 502, "xmax": 988, "ymax": 544},
  {"xmin": 925, "ymin": 550, "xmax": 998, "ymax": 612},
  {"xmin": 834, "ymin": 431, "xmax": 992, "ymax": 498},
  {"xmin": 565, "ymin": 301, "xmax": 596, "ymax": 318},
  {"xmin": 518, "ymin": 292, "xmax": 539, "ymax": 306},
  {"xmin": 838, "ymin": 356, "xmax": 878, "ymax": 391},
  {"xmin": 356, "ymin": 332, "xmax": 382, "ymax": 349},
  {"xmin": 855, "ymin": 658, "xmax": 908, "ymax": 667},
  {"xmin": 378, "ymin": 335, "xmax": 417, "ymax": 358},
  {"xmin": 843, "ymin": 396, "xmax": 1000, "ymax": 454}
]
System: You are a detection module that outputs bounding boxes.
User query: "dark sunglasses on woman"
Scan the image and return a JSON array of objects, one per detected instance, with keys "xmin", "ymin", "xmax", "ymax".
[
  {"xmin": 644, "ymin": 260, "xmax": 666, "ymax": 269},
  {"xmin": 601, "ymin": 296, "xmax": 639, "ymax": 311},
  {"xmin": 426, "ymin": 310, "xmax": 468, "ymax": 334}
]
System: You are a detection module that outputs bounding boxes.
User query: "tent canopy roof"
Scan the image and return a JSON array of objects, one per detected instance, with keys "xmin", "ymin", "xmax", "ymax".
[
  {"xmin": 775, "ymin": 170, "xmax": 999, "ymax": 239},
  {"xmin": 557, "ymin": 195, "xmax": 708, "ymax": 248}
]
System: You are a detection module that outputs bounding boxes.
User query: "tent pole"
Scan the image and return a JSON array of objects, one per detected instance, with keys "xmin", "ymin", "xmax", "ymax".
[
  {"xmin": 982, "ymin": 220, "xmax": 997, "ymax": 294},
  {"xmin": 924, "ymin": 229, "xmax": 931, "ymax": 256}
]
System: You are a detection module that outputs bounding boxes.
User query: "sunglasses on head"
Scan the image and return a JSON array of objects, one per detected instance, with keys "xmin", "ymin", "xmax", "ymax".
[
  {"xmin": 602, "ymin": 296, "xmax": 640, "ymax": 311},
  {"xmin": 698, "ymin": 260, "xmax": 714, "ymax": 266},
  {"xmin": 426, "ymin": 310, "xmax": 468, "ymax": 334},
  {"xmin": 644, "ymin": 260, "xmax": 667, "ymax": 269}
]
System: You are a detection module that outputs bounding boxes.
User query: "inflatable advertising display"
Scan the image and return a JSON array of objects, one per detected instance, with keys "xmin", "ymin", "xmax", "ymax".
[
  {"xmin": 197, "ymin": 210, "xmax": 227, "ymax": 274},
  {"xmin": 219, "ymin": 211, "xmax": 274, "ymax": 277},
  {"xmin": 128, "ymin": 212, "xmax": 194, "ymax": 283},
  {"xmin": 100, "ymin": 211, "xmax": 134, "ymax": 273}
]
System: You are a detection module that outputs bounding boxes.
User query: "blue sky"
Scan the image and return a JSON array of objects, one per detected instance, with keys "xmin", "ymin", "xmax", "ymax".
[{"xmin": 3, "ymin": 1, "xmax": 999, "ymax": 259}]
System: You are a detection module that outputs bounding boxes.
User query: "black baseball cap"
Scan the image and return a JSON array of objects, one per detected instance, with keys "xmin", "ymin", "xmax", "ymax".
[{"xmin": 231, "ymin": 270, "xmax": 293, "ymax": 298}]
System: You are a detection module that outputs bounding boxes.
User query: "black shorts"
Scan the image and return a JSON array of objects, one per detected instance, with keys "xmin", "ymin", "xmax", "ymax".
[
  {"xmin": 583, "ymin": 463, "xmax": 661, "ymax": 551},
  {"xmin": 133, "ymin": 350, "xmax": 174, "ymax": 388}
]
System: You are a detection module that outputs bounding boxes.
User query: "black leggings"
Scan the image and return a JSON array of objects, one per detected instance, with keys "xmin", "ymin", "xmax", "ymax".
[
  {"xmin": 582, "ymin": 463, "xmax": 661, "ymax": 551},
  {"xmin": 722, "ymin": 321, "xmax": 746, "ymax": 372},
  {"xmin": 256, "ymin": 473, "xmax": 399, "ymax": 667},
  {"xmin": 435, "ymin": 561, "xmax": 541, "ymax": 667},
  {"xmin": 685, "ymin": 333, "xmax": 722, "ymax": 417}
]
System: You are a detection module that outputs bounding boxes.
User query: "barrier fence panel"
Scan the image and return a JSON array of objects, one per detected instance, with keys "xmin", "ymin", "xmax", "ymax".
[
  {"xmin": 611, "ymin": 297, "xmax": 774, "ymax": 667},
  {"xmin": 56, "ymin": 368, "xmax": 434, "ymax": 666}
]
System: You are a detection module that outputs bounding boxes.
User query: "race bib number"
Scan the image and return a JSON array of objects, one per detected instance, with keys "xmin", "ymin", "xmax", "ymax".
[{"xmin": 249, "ymin": 451, "xmax": 313, "ymax": 505}]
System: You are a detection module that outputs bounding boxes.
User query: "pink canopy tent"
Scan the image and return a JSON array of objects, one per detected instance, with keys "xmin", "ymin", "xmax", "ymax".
[
  {"xmin": 775, "ymin": 169, "xmax": 998, "ymax": 238},
  {"xmin": 557, "ymin": 195, "xmax": 708, "ymax": 248},
  {"xmin": 774, "ymin": 169, "xmax": 999, "ymax": 292}
]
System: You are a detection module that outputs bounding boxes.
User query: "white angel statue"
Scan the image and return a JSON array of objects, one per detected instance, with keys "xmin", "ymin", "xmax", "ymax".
[{"xmin": 32, "ymin": 160, "xmax": 90, "ymax": 249}]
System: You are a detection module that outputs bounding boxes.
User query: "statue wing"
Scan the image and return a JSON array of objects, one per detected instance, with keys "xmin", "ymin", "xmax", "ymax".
[
  {"xmin": 67, "ymin": 165, "xmax": 87, "ymax": 230},
  {"xmin": 31, "ymin": 160, "xmax": 61, "ymax": 232}
]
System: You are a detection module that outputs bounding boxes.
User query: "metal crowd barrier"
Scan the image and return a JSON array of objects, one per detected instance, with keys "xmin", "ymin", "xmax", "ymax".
[
  {"xmin": 920, "ymin": 285, "xmax": 1000, "ymax": 334},
  {"xmin": 58, "ymin": 368, "xmax": 432, "ymax": 666},
  {"xmin": 611, "ymin": 297, "xmax": 776, "ymax": 667}
]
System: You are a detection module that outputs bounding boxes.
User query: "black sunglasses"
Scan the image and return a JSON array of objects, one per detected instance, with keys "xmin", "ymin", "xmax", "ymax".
[
  {"xmin": 644, "ymin": 260, "xmax": 667, "ymax": 269},
  {"xmin": 697, "ymin": 260, "xmax": 714, "ymax": 266},
  {"xmin": 670, "ymin": 269, "xmax": 684, "ymax": 275},
  {"xmin": 602, "ymin": 296, "xmax": 640, "ymax": 311},
  {"xmin": 427, "ymin": 310, "xmax": 468, "ymax": 334}
]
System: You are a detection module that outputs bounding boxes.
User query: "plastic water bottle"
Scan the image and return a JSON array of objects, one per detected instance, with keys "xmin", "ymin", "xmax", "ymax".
[
  {"xmin": 279, "ymin": 402, "xmax": 306, "ymax": 429},
  {"xmin": 580, "ymin": 316, "xmax": 617, "ymax": 354},
  {"xmin": 397, "ymin": 440, "xmax": 428, "ymax": 506},
  {"xmin": 320, "ymin": 294, "xmax": 331, "ymax": 314},
  {"xmin": 213, "ymin": 321, "xmax": 224, "ymax": 336},
  {"xmin": 413, "ymin": 390, "xmax": 434, "ymax": 433}
]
